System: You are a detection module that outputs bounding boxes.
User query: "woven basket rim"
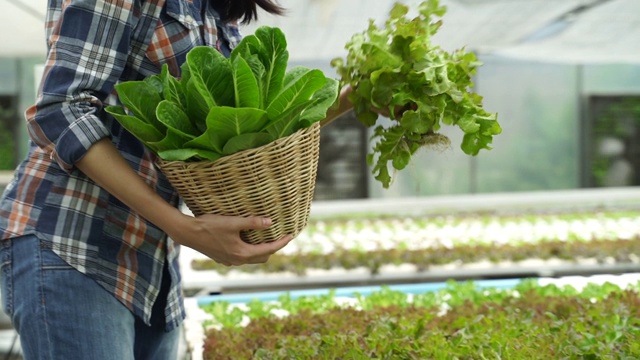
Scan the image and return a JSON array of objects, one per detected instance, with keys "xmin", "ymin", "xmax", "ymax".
[{"xmin": 156, "ymin": 122, "xmax": 320, "ymax": 168}]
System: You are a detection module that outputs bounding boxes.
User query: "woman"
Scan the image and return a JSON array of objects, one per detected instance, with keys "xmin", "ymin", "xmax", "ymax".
[{"xmin": 0, "ymin": 0, "xmax": 353, "ymax": 358}]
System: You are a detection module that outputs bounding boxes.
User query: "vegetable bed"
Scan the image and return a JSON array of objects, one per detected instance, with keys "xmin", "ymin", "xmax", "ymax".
[
  {"xmin": 183, "ymin": 208, "xmax": 640, "ymax": 290},
  {"xmin": 184, "ymin": 274, "xmax": 640, "ymax": 359}
]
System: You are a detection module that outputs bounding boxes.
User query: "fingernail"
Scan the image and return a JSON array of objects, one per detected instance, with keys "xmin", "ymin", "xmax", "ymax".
[{"xmin": 262, "ymin": 218, "xmax": 272, "ymax": 226}]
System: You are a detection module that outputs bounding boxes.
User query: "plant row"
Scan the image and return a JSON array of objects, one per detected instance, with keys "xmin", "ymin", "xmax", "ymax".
[
  {"xmin": 200, "ymin": 279, "xmax": 640, "ymax": 359},
  {"xmin": 191, "ymin": 210, "xmax": 640, "ymax": 275}
]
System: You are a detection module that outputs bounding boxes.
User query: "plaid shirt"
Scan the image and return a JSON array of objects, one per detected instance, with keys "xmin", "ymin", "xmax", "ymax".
[{"xmin": 0, "ymin": 0, "xmax": 241, "ymax": 331}]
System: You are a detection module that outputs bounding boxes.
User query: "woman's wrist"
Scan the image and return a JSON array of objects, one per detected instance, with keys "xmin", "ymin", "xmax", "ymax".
[
  {"xmin": 163, "ymin": 215, "xmax": 194, "ymax": 247},
  {"xmin": 320, "ymin": 85, "xmax": 354, "ymax": 127}
]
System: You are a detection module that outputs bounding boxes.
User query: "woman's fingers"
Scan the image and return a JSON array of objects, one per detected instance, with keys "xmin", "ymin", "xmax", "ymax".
[
  {"xmin": 228, "ymin": 234, "xmax": 294, "ymax": 266},
  {"xmin": 211, "ymin": 214, "xmax": 273, "ymax": 232},
  {"xmin": 176, "ymin": 213, "xmax": 294, "ymax": 267},
  {"xmin": 247, "ymin": 234, "xmax": 293, "ymax": 256},
  {"xmin": 372, "ymin": 102, "xmax": 418, "ymax": 119}
]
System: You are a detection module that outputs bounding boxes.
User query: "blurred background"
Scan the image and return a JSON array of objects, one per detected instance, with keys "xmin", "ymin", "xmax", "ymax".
[
  {"xmin": 0, "ymin": 0, "xmax": 639, "ymax": 358},
  {"xmin": 1, "ymin": 0, "xmax": 639, "ymax": 198},
  {"xmin": 240, "ymin": 0, "xmax": 640, "ymax": 199}
]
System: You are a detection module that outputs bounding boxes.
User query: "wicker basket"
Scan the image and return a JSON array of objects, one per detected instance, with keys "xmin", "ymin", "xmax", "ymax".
[{"xmin": 156, "ymin": 123, "xmax": 320, "ymax": 245}]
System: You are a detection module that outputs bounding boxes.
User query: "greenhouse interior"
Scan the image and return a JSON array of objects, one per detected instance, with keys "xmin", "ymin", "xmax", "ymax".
[{"xmin": 0, "ymin": 0, "xmax": 639, "ymax": 358}]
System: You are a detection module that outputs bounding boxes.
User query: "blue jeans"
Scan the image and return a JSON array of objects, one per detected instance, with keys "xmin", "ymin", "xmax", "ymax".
[{"xmin": 0, "ymin": 234, "xmax": 180, "ymax": 360}]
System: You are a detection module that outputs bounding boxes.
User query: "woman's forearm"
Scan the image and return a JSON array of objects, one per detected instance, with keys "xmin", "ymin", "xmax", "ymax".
[
  {"xmin": 320, "ymin": 86, "xmax": 354, "ymax": 127},
  {"xmin": 75, "ymin": 138, "xmax": 293, "ymax": 265},
  {"xmin": 76, "ymin": 138, "xmax": 185, "ymax": 235}
]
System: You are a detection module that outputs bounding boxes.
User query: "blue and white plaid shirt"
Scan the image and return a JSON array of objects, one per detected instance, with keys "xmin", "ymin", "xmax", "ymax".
[{"xmin": 0, "ymin": 0, "xmax": 241, "ymax": 331}]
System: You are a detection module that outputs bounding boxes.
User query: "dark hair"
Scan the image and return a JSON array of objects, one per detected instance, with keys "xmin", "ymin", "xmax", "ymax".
[{"xmin": 216, "ymin": 0, "xmax": 285, "ymax": 24}]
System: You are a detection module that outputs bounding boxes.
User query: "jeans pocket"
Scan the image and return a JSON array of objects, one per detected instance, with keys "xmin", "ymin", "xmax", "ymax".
[{"xmin": 0, "ymin": 239, "xmax": 13, "ymax": 317}]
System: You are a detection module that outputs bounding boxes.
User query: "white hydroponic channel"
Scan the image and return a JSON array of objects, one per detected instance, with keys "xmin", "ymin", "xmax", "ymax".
[
  {"xmin": 283, "ymin": 212, "xmax": 640, "ymax": 255},
  {"xmin": 181, "ymin": 212, "xmax": 640, "ymax": 280}
]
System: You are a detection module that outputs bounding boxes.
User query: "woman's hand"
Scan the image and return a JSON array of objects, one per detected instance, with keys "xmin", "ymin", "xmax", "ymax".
[
  {"xmin": 320, "ymin": 85, "xmax": 417, "ymax": 127},
  {"xmin": 373, "ymin": 101, "xmax": 418, "ymax": 119},
  {"xmin": 77, "ymin": 139, "xmax": 293, "ymax": 267},
  {"xmin": 167, "ymin": 213, "xmax": 293, "ymax": 266}
]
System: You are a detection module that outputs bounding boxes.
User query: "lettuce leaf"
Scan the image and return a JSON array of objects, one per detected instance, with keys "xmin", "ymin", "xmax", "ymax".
[
  {"xmin": 332, "ymin": 0, "xmax": 501, "ymax": 188},
  {"xmin": 107, "ymin": 26, "xmax": 339, "ymax": 163}
]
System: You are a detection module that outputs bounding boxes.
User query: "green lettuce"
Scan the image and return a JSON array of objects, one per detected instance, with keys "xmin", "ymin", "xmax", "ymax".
[
  {"xmin": 106, "ymin": 26, "xmax": 339, "ymax": 162},
  {"xmin": 332, "ymin": 0, "xmax": 502, "ymax": 188}
]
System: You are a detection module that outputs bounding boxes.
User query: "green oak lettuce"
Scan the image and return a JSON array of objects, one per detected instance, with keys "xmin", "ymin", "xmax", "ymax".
[
  {"xmin": 332, "ymin": 0, "xmax": 502, "ymax": 188},
  {"xmin": 106, "ymin": 26, "xmax": 339, "ymax": 162}
]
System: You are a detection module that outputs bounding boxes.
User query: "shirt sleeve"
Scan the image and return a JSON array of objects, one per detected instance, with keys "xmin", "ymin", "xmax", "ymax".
[{"xmin": 26, "ymin": 0, "xmax": 138, "ymax": 172}]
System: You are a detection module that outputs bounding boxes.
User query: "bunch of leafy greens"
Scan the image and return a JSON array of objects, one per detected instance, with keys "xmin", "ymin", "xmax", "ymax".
[
  {"xmin": 331, "ymin": 0, "xmax": 501, "ymax": 188},
  {"xmin": 106, "ymin": 26, "xmax": 339, "ymax": 162}
]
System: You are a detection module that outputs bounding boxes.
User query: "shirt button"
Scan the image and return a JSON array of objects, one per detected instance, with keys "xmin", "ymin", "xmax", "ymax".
[{"xmin": 185, "ymin": 15, "xmax": 195, "ymax": 25}]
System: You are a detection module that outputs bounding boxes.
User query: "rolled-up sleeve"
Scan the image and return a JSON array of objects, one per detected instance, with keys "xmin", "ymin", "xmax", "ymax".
[{"xmin": 26, "ymin": 0, "xmax": 137, "ymax": 172}]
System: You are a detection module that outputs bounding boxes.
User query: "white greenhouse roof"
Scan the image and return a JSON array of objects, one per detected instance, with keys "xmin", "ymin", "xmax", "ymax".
[
  {"xmin": 244, "ymin": 0, "xmax": 639, "ymax": 64},
  {"xmin": 494, "ymin": 0, "xmax": 640, "ymax": 64},
  {"xmin": 0, "ymin": 0, "xmax": 47, "ymax": 57},
  {"xmin": 1, "ymin": 0, "xmax": 637, "ymax": 65},
  {"xmin": 242, "ymin": 0, "xmax": 592, "ymax": 59}
]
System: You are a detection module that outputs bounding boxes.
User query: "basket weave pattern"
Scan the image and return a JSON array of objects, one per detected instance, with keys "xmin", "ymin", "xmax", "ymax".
[{"xmin": 157, "ymin": 123, "xmax": 320, "ymax": 245}]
